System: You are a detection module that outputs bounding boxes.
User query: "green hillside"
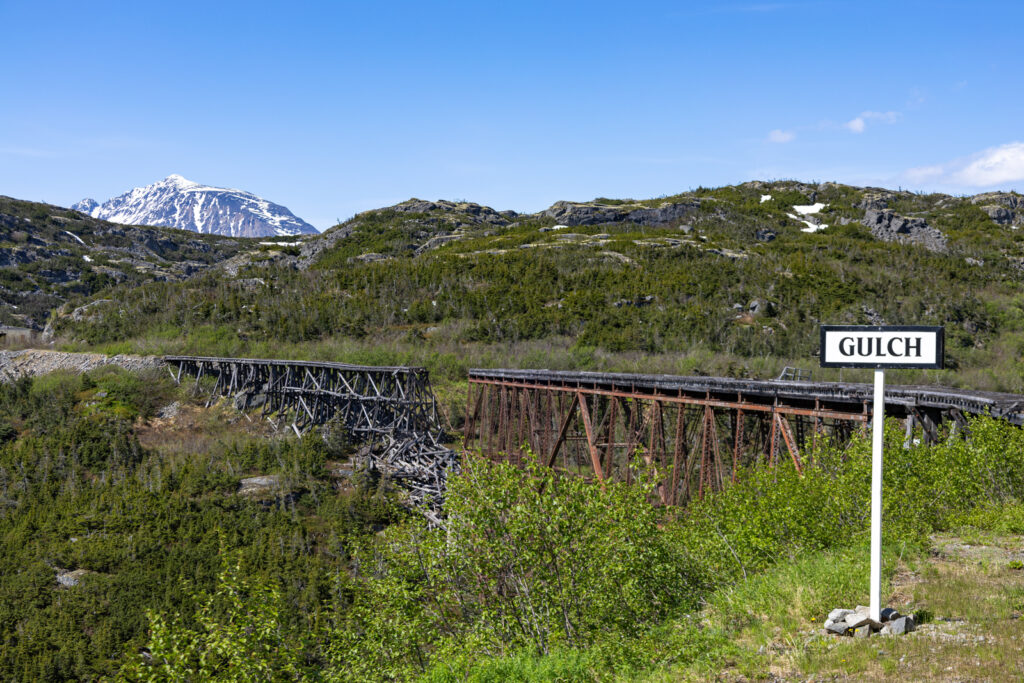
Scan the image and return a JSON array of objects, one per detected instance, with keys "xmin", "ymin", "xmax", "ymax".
[
  {"xmin": 5, "ymin": 181, "xmax": 1024, "ymax": 679},
  {"xmin": 0, "ymin": 196, "xmax": 248, "ymax": 331},
  {"xmin": 48, "ymin": 181, "xmax": 1024, "ymax": 393}
]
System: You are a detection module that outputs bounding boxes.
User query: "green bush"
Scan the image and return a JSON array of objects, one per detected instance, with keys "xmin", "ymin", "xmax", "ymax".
[
  {"xmin": 119, "ymin": 551, "xmax": 308, "ymax": 681},
  {"xmin": 328, "ymin": 457, "xmax": 691, "ymax": 680}
]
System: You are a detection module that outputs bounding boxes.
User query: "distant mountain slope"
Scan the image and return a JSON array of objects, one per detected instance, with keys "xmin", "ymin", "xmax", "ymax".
[
  {"xmin": 0, "ymin": 196, "xmax": 246, "ymax": 329},
  {"xmin": 74, "ymin": 175, "xmax": 319, "ymax": 238},
  {"xmin": 38, "ymin": 180, "xmax": 1024, "ymax": 392}
]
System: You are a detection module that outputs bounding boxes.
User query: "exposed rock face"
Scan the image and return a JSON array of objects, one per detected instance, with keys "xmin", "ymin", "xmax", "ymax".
[
  {"xmin": 981, "ymin": 205, "xmax": 1014, "ymax": 224},
  {"xmin": 970, "ymin": 192, "xmax": 1022, "ymax": 210},
  {"xmin": 391, "ymin": 199, "xmax": 514, "ymax": 226},
  {"xmin": 74, "ymin": 175, "xmax": 319, "ymax": 238},
  {"xmin": 970, "ymin": 192, "xmax": 1022, "ymax": 226},
  {"xmin": 543, "ymin": 199, "xmax": 701, "ymax": 226},
  {"xmin": 858, "ymin": 192, "xmax": 895, "ymax": 211},
  {"xmin": 862, "ymin": 209, "xmax": 947, "ymax": 252}
]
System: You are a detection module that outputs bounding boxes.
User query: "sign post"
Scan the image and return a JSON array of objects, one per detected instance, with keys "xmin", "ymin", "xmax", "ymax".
[{"xmin": 820, "ymin": 325, "xmax": 944, "ymax": 622}]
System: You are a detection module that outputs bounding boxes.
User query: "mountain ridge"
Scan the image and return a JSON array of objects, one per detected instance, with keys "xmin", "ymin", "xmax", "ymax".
[{"xmin": 73, "ymin": 175, "xmax": 319, "ymax": 238}]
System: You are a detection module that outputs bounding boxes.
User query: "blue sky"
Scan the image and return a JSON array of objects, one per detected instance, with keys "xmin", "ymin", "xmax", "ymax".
[{"xmin": 1, "ymin": 0, "xmax": 1022, "ymax": 230}]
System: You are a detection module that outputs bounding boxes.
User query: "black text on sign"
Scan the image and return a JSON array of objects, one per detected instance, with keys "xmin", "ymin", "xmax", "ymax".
[{"xmin": 819, "ymin": 325, "xmax": 944, "ymax": 369}]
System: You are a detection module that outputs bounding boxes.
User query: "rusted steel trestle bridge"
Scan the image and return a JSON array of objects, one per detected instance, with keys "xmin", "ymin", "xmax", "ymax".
[{"xmin": 465, "ymin": 369, "xmax": 1024, "ymax": 505}]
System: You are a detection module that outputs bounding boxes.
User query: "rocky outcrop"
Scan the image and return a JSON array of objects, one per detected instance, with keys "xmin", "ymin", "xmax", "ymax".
[
  {"xmin": 391, "ymin": 199, "xmax": 514, "ymax": 226},
  {"xmin": 543, "ymin": 199, "xmax": 702, "ymax": 227},
  {"xmin": 969, "ymin": 192, "xmax": 1021, "ymax": 226},
  {"xmin": 862, "ymin": 209, "xmax": 947, "ymax": 252},
  {"xmin": 857, "ymin": 191, "xmax": 896, "ymax": 211},
  {"xmin": 981, "ymin": 205, "xmax": 1014, "ymax": 224}
]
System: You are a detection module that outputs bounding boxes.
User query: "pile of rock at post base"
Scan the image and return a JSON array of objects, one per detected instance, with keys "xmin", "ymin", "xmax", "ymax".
[{"xmin": 823, "ymin": 605, "xmax": 916, "ymax": 638}]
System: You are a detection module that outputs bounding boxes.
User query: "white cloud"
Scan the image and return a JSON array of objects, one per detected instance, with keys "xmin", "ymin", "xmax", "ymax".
[
  {"xmin": 955, "ymin": 142, "xmax": 1024, "ymax": 186},
  {"xmin": 768, "ymin": 129, "xmax": 795, "ymax": 143},
  {"xmin": 844, "ymin": 111, "xmax": 900, "ymax": 134},
  {"xmin": 904, "ymin": 142, "xmax": 1024, "ymax": 189}
]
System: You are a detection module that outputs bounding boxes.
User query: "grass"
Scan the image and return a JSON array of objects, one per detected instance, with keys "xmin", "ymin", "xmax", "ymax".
[
  {"xmin": 644, "ymin": 534, "xmax": 1024, "ymax": 681},
  {"xmin": 455, "ymin": 533, "xmax": 1024, "ymax": 681}
]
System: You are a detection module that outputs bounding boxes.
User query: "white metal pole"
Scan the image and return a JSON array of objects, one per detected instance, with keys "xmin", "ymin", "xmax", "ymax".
[{"xmin": 870, "ymin": 368, "xmax": 885, "ymax": 622}]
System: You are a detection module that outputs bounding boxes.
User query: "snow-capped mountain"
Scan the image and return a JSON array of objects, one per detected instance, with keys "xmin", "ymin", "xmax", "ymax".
[{"xmin": 72, "ymin": 175, "xmax": 319, "ymax": 237}]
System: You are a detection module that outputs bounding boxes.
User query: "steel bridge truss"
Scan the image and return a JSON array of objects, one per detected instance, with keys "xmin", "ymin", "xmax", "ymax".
[{"xmin": 465, "ymin": 369, "xmax": 1024, "ymax": 505}]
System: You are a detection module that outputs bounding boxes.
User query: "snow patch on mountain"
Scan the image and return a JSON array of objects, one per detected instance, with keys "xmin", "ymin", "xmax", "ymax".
[{"xmin": 72, "ymin": 175, "xmax": 319, "ymax": 238}]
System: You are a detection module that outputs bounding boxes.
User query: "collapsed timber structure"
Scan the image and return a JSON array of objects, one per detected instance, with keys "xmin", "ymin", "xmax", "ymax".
[
  {"xmin": 465, "ymin": 368, "xmax": 1024, "ymax": 505},
  {"xmin": 164, "ymin": 356, "xmax": 456, "ymax": 523}
]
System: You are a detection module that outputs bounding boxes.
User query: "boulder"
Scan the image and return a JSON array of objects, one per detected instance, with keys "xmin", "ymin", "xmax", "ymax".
[
  {"xmin": 748, "ymin": 298, "xmax": 776, "ymax": 316},
  {"xmin": 56, "ymin": 568, "xmax": 95, "ymax": 587},
  {"xmin": 828, "ymin": 608, "xmax": 854, "ymax": 622},
  {"xmin": 853, "ymin": 624, "xmax": 872, "ymax": 638},
  {"xmin": 880, "ymin": 607, "xmax": 900, "ymax": 622},
  {"xmin": 889, "ymin": 615, "xmax": 916, "ymax": 635},
  {"xmin": 239, "ymin": 475, "xmax": 280, "ymax": 496},
  {"xmin": 233, "ymin": 392, "xmax": 266, "ymax": 411},
  {"xmin": 845, "ymin": 612, "xmax": 879, "ymax": 629},
  {"xmin": 825, "ymin": 620, "xmax": 850, "ymax": 635}
]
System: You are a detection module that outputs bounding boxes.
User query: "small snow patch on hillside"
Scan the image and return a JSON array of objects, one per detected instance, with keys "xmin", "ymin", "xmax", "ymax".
[
  {"xmin": 793, "ymin": 202, "xmax": 826, "ymax": 215},
  {"xmin": 786, "ymin": 213, "xmax": 828, "ymax": 233},
  {"xmin": 64, "ymin": 231, "xmax": 86, "ymax": 245},
  {"xmin": 760, "ymin": 194, "xmax": 772, "ymax": 203}
]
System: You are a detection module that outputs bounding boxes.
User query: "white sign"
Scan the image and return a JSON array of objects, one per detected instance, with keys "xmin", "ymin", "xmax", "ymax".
[
  {"xmin": 818, "ymin": 324, "xmax": 944, "ymax": 623},
  {"xmin": 820, "ymin": 325, "xmax": 944, "ymax": 369}
]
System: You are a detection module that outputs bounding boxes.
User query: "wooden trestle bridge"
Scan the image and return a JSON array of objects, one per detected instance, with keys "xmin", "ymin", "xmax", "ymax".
[
  {"xmin": 162, "ymin": 356, "xmax": 1024, "ymax": 514},
  {"xmin": 464, "ymin": 369, "xmax": 1024, "ymax": 505},
  {"xmin": 163, "ymin": 356, "xmax": 457, "ymax": 522}
]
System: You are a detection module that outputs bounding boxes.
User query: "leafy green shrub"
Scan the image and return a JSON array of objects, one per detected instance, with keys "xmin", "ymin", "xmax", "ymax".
[
  {"xmin": 329, "ymin": 457, "xmax": 691, "ymax": 680},
  {"xmin": 120, "ymin": 552, "xmax": 308, "ymax": 681}
]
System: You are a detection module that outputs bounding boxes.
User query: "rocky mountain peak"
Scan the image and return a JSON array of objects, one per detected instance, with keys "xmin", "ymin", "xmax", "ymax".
[
  {"xmin": 161, "ymin": 174, "xmax": 200, "ymax": 189},
  {"xmin": 71, "ymin": 198, "xmax": 99, "ymax": 214},
  {"xmin": 72, "ymin": 176, "xmax": 318, "ymax": 238}
]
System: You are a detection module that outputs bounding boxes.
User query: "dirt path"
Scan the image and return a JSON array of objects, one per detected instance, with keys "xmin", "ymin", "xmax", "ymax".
[{"xmin": 0, "ymin": 348, "xmax": 162, "ymax": 381}]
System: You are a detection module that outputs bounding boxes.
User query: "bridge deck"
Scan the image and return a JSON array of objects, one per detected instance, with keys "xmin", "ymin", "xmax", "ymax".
[
  {"xmin": 163, "ymin": 355, "xmax": 426, "ymax": 374},
  {"xmin": 468, "ymin": 368, "xmax": 1024, "ymax": 426}
]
